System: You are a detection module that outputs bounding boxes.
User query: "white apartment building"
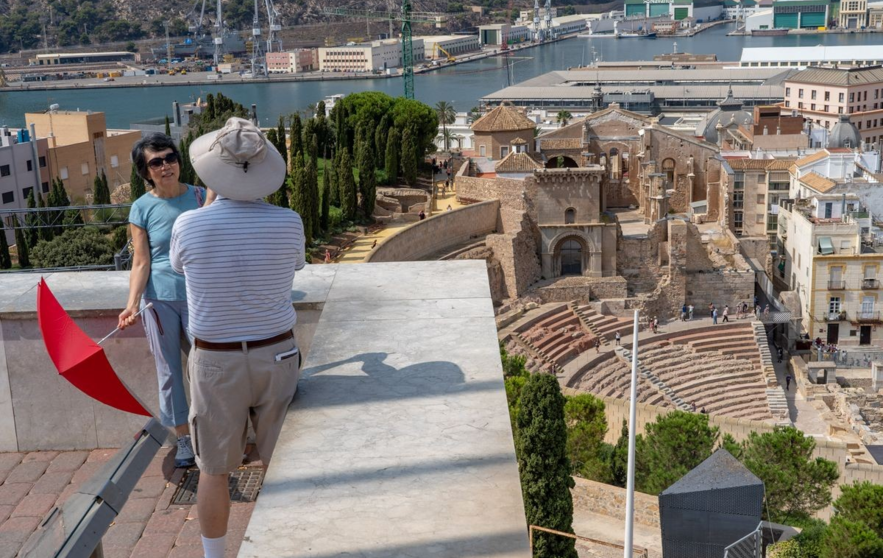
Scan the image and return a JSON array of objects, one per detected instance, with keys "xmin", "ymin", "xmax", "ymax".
[
  {"xmin": 418, "ymin": 35, "xmax": 481, "ymax": 59},
  {"xmin": 318, "ymin": 39, "xmax": 424, "ymax": 72},
  {"xmin": 776, "ymin": 149, "xmax": 883, "ymax": 346},
  {"xmin": 839, "ymin": 0, "xmax": 868, "ymax": 28},
  {"xmin": 0, "ymin": 127, "xmax": 51, "ymax": 245}
]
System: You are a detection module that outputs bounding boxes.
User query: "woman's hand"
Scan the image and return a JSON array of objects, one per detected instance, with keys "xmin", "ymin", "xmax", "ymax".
[{"xmin": 118, "ymin": 305, "xmax": 141, "ymax": 330}]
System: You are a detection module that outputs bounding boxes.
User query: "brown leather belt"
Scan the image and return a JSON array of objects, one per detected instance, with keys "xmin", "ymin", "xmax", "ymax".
[{"xmin": 194, "ymin": 330, "xmax": 293, "ymax": 352}]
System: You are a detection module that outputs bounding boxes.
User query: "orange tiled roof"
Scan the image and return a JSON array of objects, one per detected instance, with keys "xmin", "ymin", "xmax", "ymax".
[
  {"xmin": 794, "ymin": 150, "xmax": 829, "ymax": 167},
  {"xmin": 495, "ymin": 151, "xmax": 545, "ymax": 172},
  {"xmin": 471, "ymin": 103, "xmax": 536, "ymax": 133},
  {"xmin": 798, "ymin": 171, "xmax": 837, "ymax": 193}
]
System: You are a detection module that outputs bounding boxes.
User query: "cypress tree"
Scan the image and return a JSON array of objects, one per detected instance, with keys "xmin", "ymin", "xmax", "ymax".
[
  {"xmin": 178, "ymin": 136, "xmax": 196, "ymax": 185},
  {"xmin": 25, "ymin": 187, "xmax": 39, "ymax": 249},
  {"xmin": 320, "ymin": 149, "xmax": 331, "ymax": 231},
  {"xmin": 289, "ymin": 156, "xmax": 312, "ymax": 246},
  {"xmin": 329, "ymin": 148, "xmax": 340, "ymax": 207},
  {"xmin": 401, "ymin": 127, "xmax": 418, "ymax": 186},
  {"xmin": 358, "ymin": 140, "xmax": 376, "ymax": 218},
  {"xmin": 277, "ymin": 116, "xmax": 288, "ymax": 169},
  {"xmin": 0, "ymin": 221, "xmax": 10, "ymax": 269},
  {"xmin": 375, "ymin": 114, "xmax": 390, "ymax": 169},
  {"xmin": 14, "ymin": 225, "xmax": 30, "ymax": 268},
  {"xmin": 130, "ymin": 164, "xmax": 146, "ymax": 201},
  {"xmin": 289, "ymin": 114, "xmax": 303, "ymax": 170},
  {"xmin": 338, "ymin": 148, "xmax": 356, "ymax": 221},
  {"xmin": 205, "ymin": 94, "xmax": 216, "ymax": 121},
  {"xmin": 55, "ymin": 179, "xmax": 82, "ymax": 227},
  {"xmin": 515, "ymin": 373, "xmax": 578, "ymax": 558},
  {"xmin": 385, "ymin": 128, "xmax": 401, "ymax": 185},
  {"xmin": 41, "ymin": 180, "xmax": 58, "ymax": 242},
  {"xmin": 305, "ymin": 156, "xmax": 320, "ymax": 240},
  {"xmin": 309, "ymin": 134, "xmax": 320, "ymax": 238},
  {"xmin": 164, "ymin": 115, "xmax": 171, "ymax": 136}
]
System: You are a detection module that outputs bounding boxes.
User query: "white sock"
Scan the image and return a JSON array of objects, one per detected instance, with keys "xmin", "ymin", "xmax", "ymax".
[{"xmin": 202, "ymin": 535, "xmax": 226, "ymax": 558}]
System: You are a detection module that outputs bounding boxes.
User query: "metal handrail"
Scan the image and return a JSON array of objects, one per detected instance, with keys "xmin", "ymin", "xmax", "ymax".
[
  {"xmin": 723, "ymin": 521, "xmax": 763, "ymax": 558},
  {"xmin": 20, "ymin": 419, "xmax": 167, "ymax": 558}
]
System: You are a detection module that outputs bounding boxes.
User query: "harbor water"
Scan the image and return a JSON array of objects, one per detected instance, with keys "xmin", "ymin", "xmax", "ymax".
[{"xmin": 1, "ymin": 23, "xmax": 883, "ymax": 128}]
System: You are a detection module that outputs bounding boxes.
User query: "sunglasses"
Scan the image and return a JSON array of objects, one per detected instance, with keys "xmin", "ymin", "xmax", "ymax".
[{"xmin": 147, "ymin": 152, "xmax": 179, "ymax": 170}]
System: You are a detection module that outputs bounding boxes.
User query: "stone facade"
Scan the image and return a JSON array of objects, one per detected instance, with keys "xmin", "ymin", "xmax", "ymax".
[
  {"xmin": 571, "ymin": 478, "xmax": 660, "ymax": 529},
  {"xmin": 536, "ymin": 106, "xmax": 724, "ymax": 221},
  {"xmin": 473, "ymin": 129, "xmax": 535, "ymax": 161}
]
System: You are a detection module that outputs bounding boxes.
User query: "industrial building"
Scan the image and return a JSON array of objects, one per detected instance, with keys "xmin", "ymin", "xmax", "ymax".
[
  {"xmin": 318, "ymin": 39, "xmax": 424, "ymax": 72},
  {"xmin": 740, "ymin": 45, "xmax": 883, "ymax": 67},
  {"xmin": 870, "ymin": 1, "xmax": 883, "ymax": 27},
  {"xmin": 624, "ymin": 0, "xmax": 724, "ymax": 21},
  {"xmin": 839, "ymin": 0, "xmax": 868, "ymax": 28},
  {"xmin": 770, "ymin": 0, "xmax": 830, "ymax": 28},
  {"xmin": 478, "ymin": 24, "xmax": 532, "ymax": 46},
  {"xmin": 31, "ymin": 52, "xmax": 137, "ymax": 66},
  {"xmin": 416, "ymin": 35, "xmax": 481, "ymax": 59},
  {"xmin": 480, "ymin": 68, "xmax": 790, "ymax": 113},
  {"xmin": 265, "ymin": 49, "xmax": 318, "ymax": 73}
]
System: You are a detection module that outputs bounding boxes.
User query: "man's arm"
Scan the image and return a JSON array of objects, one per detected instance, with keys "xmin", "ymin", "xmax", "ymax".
[
  {"xmin": 170, "ymin": 219, "xmax": 185, "ymax": 274},
  {"xmin": 294, "ymin": 214, "xmax": 306, "ymax": 271}
]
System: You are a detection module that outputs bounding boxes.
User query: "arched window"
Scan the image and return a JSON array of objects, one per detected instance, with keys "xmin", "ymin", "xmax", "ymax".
[
  {"xmin": 565, "ymin": 208, "xmax": 576, "ymax": 224},
  {"xmin": 662, "ymin": 158, "xmax": 676, "ymax": 184}
]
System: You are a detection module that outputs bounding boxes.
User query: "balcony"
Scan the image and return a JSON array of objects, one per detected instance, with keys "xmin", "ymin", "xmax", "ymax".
[
  {"xmin": 863, "ymin": 278, "xmax": 881, "ymax": 290},
  {"xmin": 828, "ymin": 280, "xmax": 846, "ymax": 290},
  {"xmin": 855, "ymin": 311, "xmax": 882, "ymax": 323},
  {"xmin": 827, "ymin": 311, "xmax": 846, "ymax": 321}
]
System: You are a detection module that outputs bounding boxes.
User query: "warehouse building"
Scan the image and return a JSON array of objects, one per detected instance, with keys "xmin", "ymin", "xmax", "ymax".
[
  {"xmin": 417, "ymin": 35, "xmax": 481, "ymax": 59},
  {"xmin": 740, "ymin": 45, "xmax": 883, "ymax": 67},
  {"xmin": 770, "ymin": 0, "xmax": 830, "ymax": 28},
  {"xmin": 478, "ymin": 24, "xmax": 531, "ymax": 46},
  {"xmin": 624, "ymin": 0, "xmax": 724, "ymax": 20}
]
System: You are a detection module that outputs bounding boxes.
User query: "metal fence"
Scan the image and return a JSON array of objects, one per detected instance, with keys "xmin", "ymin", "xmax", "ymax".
[{"xmin": 724, "ymin": 523, "xmax": 763, "ymax": 558}]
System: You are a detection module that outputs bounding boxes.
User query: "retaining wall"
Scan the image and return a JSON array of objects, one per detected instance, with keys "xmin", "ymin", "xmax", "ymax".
[
  {"xmin": 571, "ymin": 477, "xmax": 660, "ymax": 528},
  {"xmin": 366, "ymin": 200, "xmax": 500, "ymax": 263}
]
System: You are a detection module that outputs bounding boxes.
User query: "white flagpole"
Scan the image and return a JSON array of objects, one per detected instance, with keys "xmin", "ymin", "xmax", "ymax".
[{"xmin": 623, "ymin": 310, "xmax": 639, "ymax": 558}]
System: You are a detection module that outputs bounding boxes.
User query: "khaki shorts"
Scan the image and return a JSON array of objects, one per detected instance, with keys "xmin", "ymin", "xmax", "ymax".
[{"xmin": 188, "ymin": 333, "xmax": 301, "ymax": 475}]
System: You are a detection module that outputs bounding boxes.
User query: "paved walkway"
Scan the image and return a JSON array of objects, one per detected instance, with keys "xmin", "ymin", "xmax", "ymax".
[
  {"xmin": 572, "ymin": 509, "xmax": 662, "ymax": 558},
  {"xmin": 0, "ymin": 447, "xmax": 255, "ymax": 558}
]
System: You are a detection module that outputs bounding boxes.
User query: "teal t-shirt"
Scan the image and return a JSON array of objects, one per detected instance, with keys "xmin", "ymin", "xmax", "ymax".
[{"xmin": 129, "ymin": 184, "xmax": 203, "ymax": 301}]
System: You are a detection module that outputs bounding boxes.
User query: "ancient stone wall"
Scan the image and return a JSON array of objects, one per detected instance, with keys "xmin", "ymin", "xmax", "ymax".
[
  {"xmin": 685, "ymin": 271, "xmax": 755, "ymax": 313},
  {"xmin": 486, "ymin": 209, "xmax": 542, "ymax": 300},
  {"xmin": 367, "ymin": 200, "xmax": 500, "ymax": 263},
  {"xmin": 455, "ymin": 175, "xmax": 534, "ymax": 212},
  {"xmin": 571, "ymin": 478, "xmax": 660, "ymax": 528},
  {"xmin": 534, "ymin": 277, "xmax": 629, "ymax": 304}
]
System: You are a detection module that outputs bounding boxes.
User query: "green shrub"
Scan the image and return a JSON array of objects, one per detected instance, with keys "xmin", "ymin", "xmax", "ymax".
[{"xmin": 32, "ymin": 227, "xmax": 115, "ymax": 268}]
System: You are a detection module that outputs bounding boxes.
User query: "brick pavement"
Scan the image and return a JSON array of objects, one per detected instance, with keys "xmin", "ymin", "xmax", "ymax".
[{"xmin": 0, "ymin": 446, "xmax": 255, "ymax": 558}]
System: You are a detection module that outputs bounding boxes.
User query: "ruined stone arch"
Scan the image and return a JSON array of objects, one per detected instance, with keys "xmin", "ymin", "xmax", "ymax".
[
  {"xmin": 544, "ymin": 155, "xmax": 579, "ymax": 169},
  {"xmin": 546, "ymin": 230, "xmax": 601, "ymax": 279}
]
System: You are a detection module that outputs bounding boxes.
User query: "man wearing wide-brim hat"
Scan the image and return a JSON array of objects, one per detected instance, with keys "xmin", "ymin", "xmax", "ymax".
[{"xmin": 170, "ymin": 117, "xmax": 306, "ymax": 558}]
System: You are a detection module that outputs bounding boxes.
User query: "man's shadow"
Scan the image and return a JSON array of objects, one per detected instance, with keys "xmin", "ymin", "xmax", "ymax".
[{"xmin": 292, "ymin": 352, "xmax": 498, "ymax": 410}]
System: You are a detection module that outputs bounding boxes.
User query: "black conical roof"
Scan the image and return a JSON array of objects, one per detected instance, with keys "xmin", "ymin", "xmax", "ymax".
[{"xmin": 661, "ymin": 449, "xmax": 762, "ymax": 496}]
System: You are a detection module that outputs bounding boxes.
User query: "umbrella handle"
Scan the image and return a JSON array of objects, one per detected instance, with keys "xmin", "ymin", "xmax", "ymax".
[{"xmin": 98, "ymin": 303, "xmax": 154, "ymax": 345}]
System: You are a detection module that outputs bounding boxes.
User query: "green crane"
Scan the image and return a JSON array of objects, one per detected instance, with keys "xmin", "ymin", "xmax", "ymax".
[
  {"xmin": 401, "ymin": 0, "xmax": 414, "ymax": 99},
  {"xmin": 322, "ymin": 6, "xmax": 449, "ymax": 100}
]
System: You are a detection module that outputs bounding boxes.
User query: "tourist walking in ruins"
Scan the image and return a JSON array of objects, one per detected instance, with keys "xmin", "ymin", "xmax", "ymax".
[
  {"xmin": 681, "ymin": 304, "xmax": 687, "ymax": 322},
  {"xmin": 118, "ymin": 132, "xmax": 214, "ymax": 469},
  {"xmin": 615, "ymin": 331, "xmax": 621, "ymax": 345},
  {"xmin": 172, "ymin": 118, "xmax": 305, "ymax": 558},
  {"xmin": 764, "ymin": 304, "xmax": 770, "ymax": 317},
  {"xmin": 688, "ymin": 304, "xmax": 694, "ymax": 320},
  {"xmin": 722, "ymin": 305, "xmax": 729, "ymax": 323},
  {"xmin": 785, "ymin": 374, "xmax": 793, "ymax": 390},
  {"xmin": 712, "ymin": 307, "xmax": 718, "ymax": 325},
  {"xmin": 595, "ymin": 338, "xmax": 601, "ymax": 353},
  {"xmin": 777, "ymin": 346, "xmax": 784, "ymax": 363}
]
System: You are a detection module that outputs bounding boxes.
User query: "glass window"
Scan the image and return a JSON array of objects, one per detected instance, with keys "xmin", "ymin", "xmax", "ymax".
[
  {"xmin": 799, "ymin": 89, "xmax": 804, "ymax": 98},
  {"xmin": 41, "ymin": 182, "xmax": 48, "ymax": 193},
  {"xmin": 812, "ymin": 90, "xmax": 817, "ymax": 100},
  {"xmin": 39, "ymin": 156, "xmax": 46, "ymax": 168},
  {"xmin": 757, "ymin": 194, "xmax": 765, "ymax": 204},
  {"xmin": 565, "ymin": 208, "xmax": 576, "ymax": 224},
  {"xmin": 26, "ymin": 160, "xmax": 32, "ymax": 172},
  {"xmin": 0, "ymin": 165, "xmax": 9, "ymax": 177},
  {"xmin": 81, "ymin": 162, "xmax": 89, "ymax": 175},
  {"xmin": 111, "ymin": 155, "xmax": 119, "ymax": 168},
  {"xmin": 1, "ymin": 191, "xmax": 12, "ymax": 204},
  {"xmin": 22, "ymin": 187, "xmax": 31, "ymax": 199},
  {"xmin": 786, "ymin": 87, "xmax": 791, "ymax": 96},
  {"xmin": 60, "ymin": 167, "xmax": 68, "ymax": 180},
  {"xmin": 825, "ymin": 91, "xmax": 831, "ymax": 101},
  {"xmin": 840, "ymin": 92, "xmax": 846, "ymax": 102},
  {"xmin": 830, "ymin": 297, "xmax": 841, "ymax": 313},
  {"xmin": 850, "ymin": 92, "xmax": 855, "ymax": 102},
  {"xmin": 811, "ymin": 104, "xmax": 816, "ymax": 110}
]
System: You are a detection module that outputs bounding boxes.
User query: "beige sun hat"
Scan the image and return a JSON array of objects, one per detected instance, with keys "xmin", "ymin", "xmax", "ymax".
[{"xmin": 189, "ymin": 117, "xmax": 286, "ymax": 201}]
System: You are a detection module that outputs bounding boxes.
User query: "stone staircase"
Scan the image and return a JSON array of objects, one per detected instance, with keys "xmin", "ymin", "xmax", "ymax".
[
  {"xmin": 515, "ymin": 305, "xmax": 597, "ymax": 373},
  {"xmin": 569, "ymin": 353, "xmax": 674, "ymax": 408},
  {"xmin": 571, "ymin": 303, "xmax": 633, "ymax": 346},
  {"xmin": 618, "ymin": 347, "xmax": 691, "ymax": 411}
]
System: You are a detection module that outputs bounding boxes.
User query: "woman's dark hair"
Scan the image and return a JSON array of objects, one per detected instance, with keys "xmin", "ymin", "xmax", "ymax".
[{"xmin": 132, "ymin": 133, "xmax": 180, "ymax": 187}]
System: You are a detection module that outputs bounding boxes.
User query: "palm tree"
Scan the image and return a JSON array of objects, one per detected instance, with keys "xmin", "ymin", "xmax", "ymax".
[
  {"xmin": 557, "ymin": 110, "xmax": 573, "ymax": 128},
  {"xmin": 441, "ymin": 129, "xmax": 456, "ymax": 152},
  {"xmin": 435, "ymin": 101, "xmax": 457, "ymax": 151}
]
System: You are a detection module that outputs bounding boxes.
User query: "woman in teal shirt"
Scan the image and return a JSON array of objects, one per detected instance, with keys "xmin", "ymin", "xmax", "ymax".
[{"xmin": 118, "ymin": 133, "xmax": 213, "ymax": 468}]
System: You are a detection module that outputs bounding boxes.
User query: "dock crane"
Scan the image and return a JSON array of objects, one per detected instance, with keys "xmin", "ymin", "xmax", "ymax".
[{"xmin": 323, "ymin": 5, "xmax": 450, "ymax": 100}]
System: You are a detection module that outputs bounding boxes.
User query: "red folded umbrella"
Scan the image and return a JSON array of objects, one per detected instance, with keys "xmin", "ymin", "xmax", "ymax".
[{"xmin": 37, "ymin": 279, "xmax": 151, "ymax": 417}]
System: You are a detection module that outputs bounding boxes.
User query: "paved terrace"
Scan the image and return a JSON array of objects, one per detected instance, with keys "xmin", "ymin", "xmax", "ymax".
[{"xmin": 0, "ymin": 262, "xmax": 529, "ymax": 558}]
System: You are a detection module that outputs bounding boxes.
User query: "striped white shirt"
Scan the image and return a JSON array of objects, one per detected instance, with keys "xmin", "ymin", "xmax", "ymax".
[{"xmin": 170, "ymin": 197, "xmax": 306, "ymax": 343}]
